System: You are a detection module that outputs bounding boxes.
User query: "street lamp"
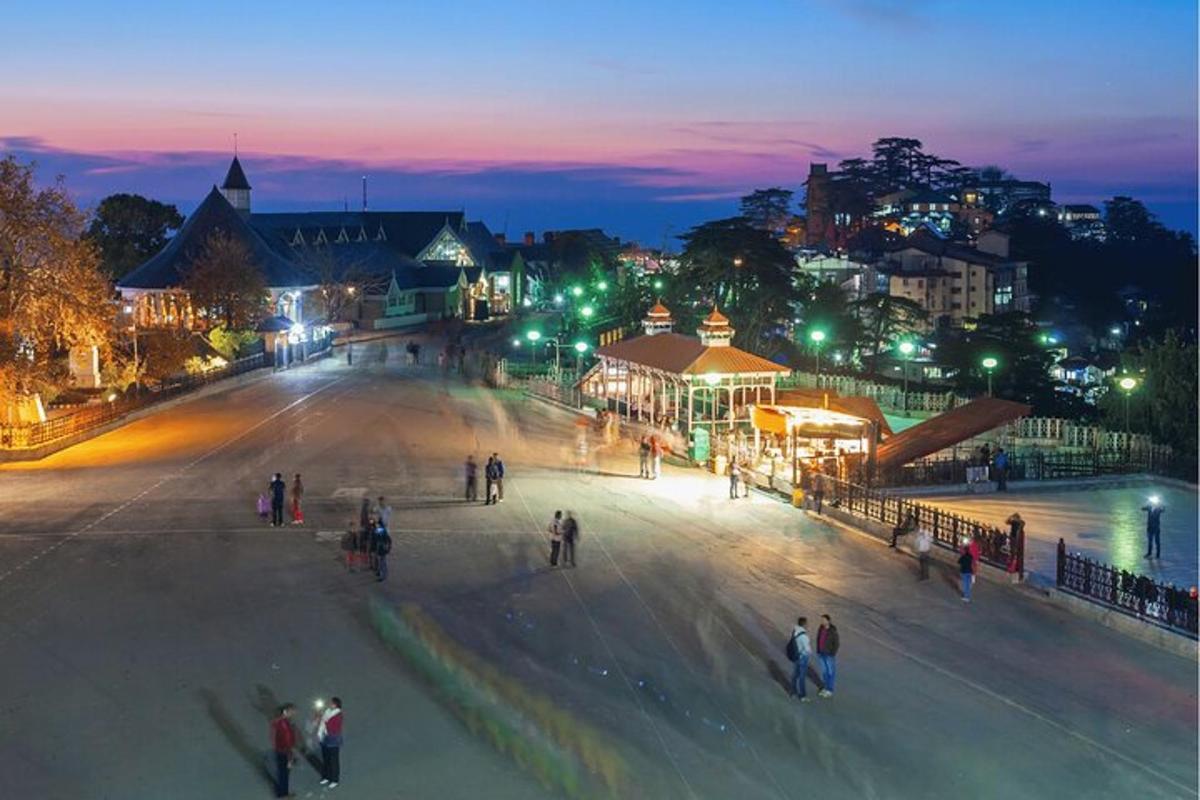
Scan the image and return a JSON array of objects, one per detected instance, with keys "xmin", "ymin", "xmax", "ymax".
[
  {"xmin": 981, "ymin": 356, "xmax": 999, "ymax": 397},
  {"xmin": 123, "ymin": 303, "xmax": 140, "ymax": 391},
  {"xmin": 897, "ymin": 340, "xmax": 916, "ymax": 412},
  {"xmin": 573, "ymin": 341, "xmax": 588, "ymax": 374},
  {"xmin": 571, "ymin": 286, "xmax": 583, "ymax": 298},
  {"xmin": 526, "ymin": 330, "xmax": 541, "ymax": 366},
  {"xmin": 809, "ymin": 328, "xmax": 827, "ymax": 378},
  {"xmin": 554, "ymin": 293, "xmax": 564, "ymax": 306},
  {"xmin": 580, "ymin": 305, "xmax": 595, "ymax": 319},
  {"xmin": 1118, "ymin": 375, "xmax": 1138, "ymax": 437},
  {"xmin": 652, "ymin": 279, "xmax": 664, "ymax": 290},
  {"xmin": 597, "ymin": 280, "xmax": 608, "ymax": 291}
]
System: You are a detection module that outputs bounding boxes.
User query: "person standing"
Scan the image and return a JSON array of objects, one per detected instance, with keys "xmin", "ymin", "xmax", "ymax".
[
  {"xmin": 959, "ymin": 547, "xmax": 975, "ymax": 602},
  {"xmin": 993, "ymin": 448, "xmax": 1009, "ymax": 491},
  {"xmin": 374, "ymin": 524, "xmax": 392, "ymax": 582},
  {"xmin": 639, "ymin": 436, "xmax": 650, "ymax": 478},
  {"xmin": 376, "ymin": 496, "xmax": 392, "ymax": 533},
  {"xmin": 915, "ymin": 525, "xmax": 933, "ymax": 581},
  {"xmin": 290, "ymin": 474, "xmax": 305, "ymax": 525},
  {"xmin": 317, "ymin": 697, "xmax": 344, "ymax": 788},
  {"xmin": 269, "ymin": 473, "xmax": 286, "ymax": 527},
  {"xmin": 484, "ymin": 456, "xmax": 496, "ymax": 505},
  {"xmin": 465, "ymin": 455, "xmax": 478, "ymax": 502},
  {"xmin": 270, "ymin": 703, "xmax": 297, "ymax": 798},
  {"xmin": 650, "ymin": 436, "xmax": 663, "ymax": 479},
  {"xmin": 811, "ymin": 469, "xmax": 825, "ymax": 515},
  {"xmin": 815, "ymin": 614, "xmax": 839, "ymax": 698},
  {"xmin": 1142, "ymin": 499, "xmax": 1165, "ymax": 558},
  {"xmin": 562, "ymin": 511, "xmax": 579, "ymax": 567},
  {"xmin": 729, "ymin": 459, "xmax": 741, "ymax": 500},
  {"xmin": 493, "ymin": 453, "xmax": 506, "ymax": 501},
  {"xmin": 548, "ymin": 511, "xmax": 563, "ymax": 567},
  {"xmin": 786, "ymin": 617, "xmax": 812, "ymax": 702}
]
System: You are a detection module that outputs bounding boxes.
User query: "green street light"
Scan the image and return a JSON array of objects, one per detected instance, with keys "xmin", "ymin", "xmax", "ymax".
[
  {"xmin": 581, "ymin": 305, "xmax": 595, "ymax": 318},
  {"xmin": 526, "ymin": 329, "xmax": 542, "ymax": 366},
  {"xmin": 897, "ymin": 340, "xmax": 916, "ymax": 412},
  {"xmin": 597, "ymin": 280, "xmax": 608, "ymax": 291},
  {"xmin": 571, "ymin": 286, "xmax": 584, "ymax": 298},
  {"xmin": 898, "ymin": 341, "xmax": 916, "ymax": 356},
  {"xmin": 573, "ymin": 341, "xmax": 589, "ymax": 353},
  {"xmin": 511, "ymin": 338, "xmax": 521, "ymax": 347},
  {"xmin": 981, "ymin": 356, "xmax": 999, "ymax": 396},
  {"xmin": 809, "ymin": 328, "xmax": 827, "ymax": 378},
  {"xmin": 652, "ymin": 279, "xmax": 664, "ymax": 290},
  {"xmin": 1118, "ymin": 375, "xmax": 1139, "ymax": 437}
]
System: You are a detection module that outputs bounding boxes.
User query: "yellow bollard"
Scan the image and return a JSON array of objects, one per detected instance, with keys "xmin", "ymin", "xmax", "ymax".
[{"xmin": 792, "ymin": 488, "xmax": 805, "ymax": 508}]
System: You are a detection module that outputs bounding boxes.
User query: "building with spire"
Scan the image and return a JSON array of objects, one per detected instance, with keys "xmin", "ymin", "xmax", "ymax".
[
  {"xmin": 582, "ymin": 303, "xmax": 789, "ymax": 433},
  {"xmin": 118, "ymin": 157, "xmax": 524, "ymax": 332}
]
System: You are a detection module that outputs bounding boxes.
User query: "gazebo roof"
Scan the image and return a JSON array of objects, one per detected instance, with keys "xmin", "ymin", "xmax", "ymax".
[
  {"xmin": 700, "ymin": 307, "xmax": 730, "ymax": 327},
  {"xmin": 647, "ymin": 301, "xmax": 672, "ymax": 318},
  {"xmin": 596, "ymin": 332, "xmax": 789, "ymax": 377}
]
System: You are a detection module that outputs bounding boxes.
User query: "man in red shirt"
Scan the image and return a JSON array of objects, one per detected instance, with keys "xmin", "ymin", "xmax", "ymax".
[{"xmin": 270, "ymin": 704, "xmax": 297, "ymax": 798}]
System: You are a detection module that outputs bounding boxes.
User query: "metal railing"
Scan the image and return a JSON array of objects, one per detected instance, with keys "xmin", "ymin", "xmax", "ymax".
[
  {"xmin": 1056, "ymin": 540, "xmax": 1198, "ymax": 637},
  {"xmin": 1, "ymin": 353, "xmax": 267, "ymax": 450},
  {"xmin": 878, "ymin": 450, "xmax": 1179, "ymax": 487},
  {"xmin": 819, "ymin": 476, "xmax": 1024, "ymax": 576}
]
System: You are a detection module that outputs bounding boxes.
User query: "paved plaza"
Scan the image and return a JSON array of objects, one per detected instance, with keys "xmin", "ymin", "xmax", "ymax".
[{"xmin": 0, "ymin": 338, "xmax": 1195, "ymax": 799}]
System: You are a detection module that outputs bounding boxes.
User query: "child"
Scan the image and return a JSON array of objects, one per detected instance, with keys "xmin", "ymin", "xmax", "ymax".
[{"xmin": 257, "ymin": 492, "xmax": 270, "ymax": 522}]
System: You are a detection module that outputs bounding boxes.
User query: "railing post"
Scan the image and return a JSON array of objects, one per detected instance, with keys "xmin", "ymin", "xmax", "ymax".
[{"xmin": 1055, "ymin": 538, "xmax": 1065, "ymax": 586}]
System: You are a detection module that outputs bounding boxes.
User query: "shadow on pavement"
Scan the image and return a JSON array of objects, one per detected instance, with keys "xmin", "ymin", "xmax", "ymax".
[{"xmin": 198, "ymin": 687, "xmax": 274, "ymax": 790}]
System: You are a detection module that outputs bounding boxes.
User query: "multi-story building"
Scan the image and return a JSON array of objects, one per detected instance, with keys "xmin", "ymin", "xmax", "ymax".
[
  {"xmin": 961, "ymin": 178, "xmax": 1051, "ymax": 216},
  {"xmin": 879, "ymin": 230, "xmax": 1029, "ymax": 329},
  {"xmin": 1058, "ymin": 204, "xmax": 1107, "ymax": 241}
]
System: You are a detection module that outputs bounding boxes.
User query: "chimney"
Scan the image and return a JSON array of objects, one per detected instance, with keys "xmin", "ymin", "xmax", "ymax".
[
  {"xmin": 523, "ymin": 231, "xmax": 535, "ymax": 246},
  {"xmin": 494, "ymin": 233, "xmax": 506, "ymax": 245}
]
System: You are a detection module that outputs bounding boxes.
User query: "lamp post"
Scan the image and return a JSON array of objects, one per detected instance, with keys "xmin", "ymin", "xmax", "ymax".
[
  {"xmin": 1118, "ymin": 376, "xmax": 1138, "ymax": 437},
  {"xmin": 981, "ymin": 356, "xmax": 998, "ymax": 397},
  {"xmin": 809, "ymin": 328, "xmax": 827, "ymax": 379},
  {"xmin": 897, "ymin": 340, "xmax": 915, "ymax": 412},
  {"xmin": 123, "ymin": 303, "xmax": 140, "ymax": 391},
  {"xmin": 573, "ymin": 340, "xmax": 588, "ymax": 375},
  {"xmin": 526, "ymin": 330, "xmax": 541, "ymax": 367}
]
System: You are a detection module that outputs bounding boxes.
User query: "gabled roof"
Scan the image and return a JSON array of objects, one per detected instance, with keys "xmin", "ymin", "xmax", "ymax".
[
  {"xmin": 596, "ymin": 332, "xmax": 789, "ymax": 376},
  {"xmin": 222, "ymin": 157, "xmax": 251, "ymax": 191},
  {"xmin": 889, "ymin": 229, "xmax": 1012, "ymax": 267},
  {"xmin": 250, "ymin": 211, "xmax": 465, "ymax": 258},
  {"xmin": 875, "ymin": 397, "xmax": 1030, "ymax": 468},
  {"xmin": 117, "ymin": 187, "xmax": 306, "ymax": 290}
]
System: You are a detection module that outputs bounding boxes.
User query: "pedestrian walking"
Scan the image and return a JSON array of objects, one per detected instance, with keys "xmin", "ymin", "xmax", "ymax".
[
  {"xmin": 484, "ymin": 456, "xmax": 496, "ymax": 504},
  {"xmin": 639, "ymin": 436, "xmax": 651, "ymax": 478},
  {"xmin": 269, "ymin": 473, "xmax": 286, "ymax": 527},
  {"xmin": 811, "ymin": 470, "xmax": 825, "ymax": 515},
  {"xmin": 359, "ymin": 496, "xmax": 370, "ymax": 532},
  {"xmin": 1005, "ymin": 511, "xmax": 1025, "ymax": 559},
  {"xmin": 548, "ymin": 511, "xmax": 563, "ymax": 567},
  {"xmin": 343, "ymin": 519, "xmax": 359, "ymax": 572},
  {"xmin": 290, "ymin": 474, "xmax": 305, "ymax": 525},
  {"xmin": 270, "ymin": 703, "xmax": 297, "ymax": 798},
  {"xmin": 815, "ymin": 614, "xmax": 839, "ymax": 697},
  {"xmin": 493, "ymin": 453, "xmax": 506, "ymax": 501},
  {"xmin": 915, "ymin": 526, "xmax": 933, "ymax": 581},
  {"xmin": 959, "ymin": 547, "xmax": 975, "ymax": 602},
  {"xmin": 890, "ymin": 510, "xmax": 917, "ymax": 548},
  {"xmin": 650, "ymin": 436, "xmax": 663, "ymax": 479},
  {"xmin": 729, "ymin": 459, "xmax": 740, "ymax": 499},
  {"xmin": 317, "ymin": 697, "xmax": 344, "ymax": 788},
  {"xmin": 562, "ymin": 511, "xmax": 579, "ymax": 567},
  {"xmin": 993, "ymin": 448, "xmax": 1009, "ymax": 491},
  {"xmin": 374, "ymin": 524, "xmax": 392, "ymax": 582},
  {"xmin": 1142, "ymin": 497, "xmax": 1164, "ymax": 558},
  {"xmin": 465, "ymin": 455, "xmax": 478, "ymax": 502},
  {"xmin": 785, "ymin": 616, "xmax": 812, "ymax": 702},
  {"xmin": 375, "ymin": 496, "xmax": 392, "ymax": 532},
  {"xmin": 257, "ymin": 492, "xmax": 270, "ymax": 522}
]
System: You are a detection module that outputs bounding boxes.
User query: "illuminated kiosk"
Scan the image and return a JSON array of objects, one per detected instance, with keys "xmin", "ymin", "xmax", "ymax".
[
  {"xmin": 747, "ymin": 402, "xmax": 879, "ymax": 488},
  {"xmin": 583, "ymin": 304, "xmax": 790, "ymax": 436}
]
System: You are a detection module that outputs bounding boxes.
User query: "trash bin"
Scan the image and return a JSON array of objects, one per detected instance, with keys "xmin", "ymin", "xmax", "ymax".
[
  {"xmin": 792, "ymin": 488, "xmax": 805, "ymax": 508},
  {"xmin": 713, "ymin": 454, "xmax": 727, "ymax": 477}
]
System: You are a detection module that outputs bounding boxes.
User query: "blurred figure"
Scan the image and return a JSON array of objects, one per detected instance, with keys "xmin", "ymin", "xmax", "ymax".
[
  {"xmin": 650, "ymin": 437, "xmax": 663, "ymax": 479},
  {"xmin": 465, "ymin": 455, "xmax": 478, "ymax": 502},
  {"xmin": 548, "ymin": 510, "xmax": 563, "ymax": 567},
  {"xmin": 959, "ymin": 546, "xmax": 975, "ymax": 602},
  {"xmin": 256, "ymin": 491, "xmax": 270, "ymax": 523},
  {"xmin": 269, "ymin": 473, "xmax": 286, "ymax": 527},
  {"xmin": 374, "ymin": 524, "xmax": 392, "ymax": 582},
  {"xmin": 562, "ymin": 512, "xmax": 579, "ymax": 567},
  {"xmin": 915, "ymin": 525, "xmax": 933, "ymax": 581},
  {"xmin": 343, "ymin": 519, "xmax": 359, "ymax": 572},
  {"xmin": 375, "ymin": 496, "xmax": 392, "ymax": 532},
  {"xmin": 493, "ymin": 453, "xmax": 506, "ymax": 501},
  {"xmin": 485, "ymin": 456, "xmax": 498, "ymax": 505},
  {"xmin": 890, "ymin": 510, "xmax": 917, "ymax": 548},
  {"xmin": 1142, "ymin": 497, "xmax": 1165, "ymax": 558},
  {"xmin": 639, "ymin": 436, "xmax": 651, "ymax": 478},
  {"xmin": 290, "ymin": 474, "xmax": 304, "ymax": 525},
  {"xmin": 993, "ymin": 448, "xmax": 1010, "ymax": 491},
  {"xmin": 728, "ymin": 459, "xmax": 741, "ymax": 499}
]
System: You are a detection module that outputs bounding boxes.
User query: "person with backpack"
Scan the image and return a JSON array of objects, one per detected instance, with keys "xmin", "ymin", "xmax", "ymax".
[
  {"xmin": 562, "ymin": 512, "xmax": 579, "ymax": 567},
  {"xmin": 269, "ymin": 473, "xmax": 286, "ymax": 527},
  {"xmin": 815, "ymin": 614, "xmax": 839, "ymax": 698},
  {"xmin": 785, "ymin": 616, "xmax": 813, "ymax": 702},
  {"xmin": 317, "ymin": 697, "xmax": 344, "ymax": 788},
  {"xmin": 548, "ymin": 511, "xmax": 563, "ymax": 567},
  {"xmin": 374, "ymin": 524, "xmax": 393, "ymax": 582},
  {"xmin": 959, "ymin": 547, "xmax": 975, "ymax": 602}
]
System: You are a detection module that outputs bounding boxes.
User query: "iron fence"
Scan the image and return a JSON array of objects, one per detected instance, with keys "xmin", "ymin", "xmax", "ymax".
[
  {"xmin": 878, "ymin": 450, "xmax": 1178, "ymax": 487},
  {"xmin": 820, "ymin": 476, "xmax": 1024, "ymax": 576},
  {"xmin": 1, "ymin": 353, "xmax": 267, "ymax": 450},
  {"xmin": 1056, "ymin": 540, "xmax": 1198, "ymax": 637}
]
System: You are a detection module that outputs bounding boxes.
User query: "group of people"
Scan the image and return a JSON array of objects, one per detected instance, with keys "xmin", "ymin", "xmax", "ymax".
[
  {"xmin": 728, "ymin": 458, "xmax": 753, "ymax": 499},
  {"xmin": 259, "ymin": 473, "xmax": 305, "ymax": 527},
  {"xmin": 464, "ymin": 453, "xmax": 506, "ymax": 504},
  {"xmin": 965, "ymin": 444, "xmax": 1010, "ymax": 491},
  {"xmin": 271, "ymin": 698, "xmax": 344, "ymax": 797},
  {"xmin": 547, "ymin": 510, "xmax": 580, "ymax": 567},
  {"xmin": 785, "ymin": 614, "xmax": 839, "ymax": 702},
  {"xmin": 342, "ymin": 496, "xmax": 393, "ymax": 582},
  {"xmin": 637, "ymin": 435, "xmax": 665, "ymax": 479}
]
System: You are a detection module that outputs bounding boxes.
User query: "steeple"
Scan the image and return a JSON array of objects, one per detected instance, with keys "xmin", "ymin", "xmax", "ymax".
[
  {"xmin": 220, "ymin": 156, "xmax": 252, "ymax": 214},
  {"xmin": 697, "ymin": 307, "xmax": 733, "ymax": 347},
  {"xmin": 642, "ymin": 300, "xmax": 674, "ymax": 336}
]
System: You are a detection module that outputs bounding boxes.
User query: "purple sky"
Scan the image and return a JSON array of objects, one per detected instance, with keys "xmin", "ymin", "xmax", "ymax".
[{"xmin": 2, "ymin": 0, "xmax": 1196, "ymax": 243}]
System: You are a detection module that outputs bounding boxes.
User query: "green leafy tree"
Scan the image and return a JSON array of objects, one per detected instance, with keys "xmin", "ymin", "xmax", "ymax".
[
  {"xmin": 0, "ymin": 157, "xmax": 115, "ymax": 410},
  {"xmin": 935, "ymin": 312, "xmax": 1060, "ymax": 411},
  {"xmin": 739, "ymin": 188, "xmax": 794, "ymax": 234},
  {"xmin": 848, "ymin": 293, "xmax": 928, "ymax": 374},
  {"xmin": 803, "ymin": 283, "xmax": 861, "ymax": 368},
  {"xmin": 184, "ymin": 230, "xmax": 268, "ymax": 330},
  {"xmin": 85, "ymin": 193, "xmax": 183, "ymax": 280},
  {"xmin": 208, "ymin": 326, "xmax": 260, "ymax": 360},
  {"xmin": 671, "ymin": 218, "xmax": 802, "ymax": 353}
]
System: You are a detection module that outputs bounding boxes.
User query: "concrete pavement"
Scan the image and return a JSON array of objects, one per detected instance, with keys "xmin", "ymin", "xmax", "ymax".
[{"xmin": 0, "ymin": 339, "xmax": 1195, "ymax": 799}]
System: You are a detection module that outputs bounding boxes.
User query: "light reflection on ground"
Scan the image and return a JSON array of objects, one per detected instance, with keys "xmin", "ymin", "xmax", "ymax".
[{"xmin": 913, "ymin": 484, "xmax": 1198, "ymax": 588}]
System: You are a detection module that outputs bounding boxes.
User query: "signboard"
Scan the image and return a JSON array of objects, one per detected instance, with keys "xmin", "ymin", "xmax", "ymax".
[{"xmin": 690, "ymin": 426, "xmax": 710, "ymax": 462}]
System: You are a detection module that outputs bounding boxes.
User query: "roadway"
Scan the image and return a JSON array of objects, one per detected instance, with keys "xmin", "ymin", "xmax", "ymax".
[{"xmin": 0, "ymin": 337, "xmax": 1195, "ymax": 800}]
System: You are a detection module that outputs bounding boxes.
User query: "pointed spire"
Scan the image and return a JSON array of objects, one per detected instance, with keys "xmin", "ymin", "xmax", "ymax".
[
  {"xmin": 222, "ymin": 156, "xmax": 251, "ymax": 190},
  {"xmin": 697, "ymin": 306, "xmax": 733, "ymax": 347},
  {"xmin": 642, "ymin": 300, "xmax": 674, "ymax": 336}
]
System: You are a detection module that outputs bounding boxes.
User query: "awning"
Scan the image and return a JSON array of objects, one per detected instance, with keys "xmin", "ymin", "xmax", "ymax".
[{"xmin": 750, "ymin": 404, "xmax": 872, "ymax": 439}]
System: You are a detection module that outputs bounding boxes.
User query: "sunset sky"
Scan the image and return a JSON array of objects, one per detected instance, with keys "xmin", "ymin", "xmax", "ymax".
[{"xmin": 3, "ymin": 0, "xmax": 1196, "ymax": 243}]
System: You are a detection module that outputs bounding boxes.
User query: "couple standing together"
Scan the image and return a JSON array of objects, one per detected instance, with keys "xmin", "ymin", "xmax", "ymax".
[
  {"xmin": 785, "ymin": 614, "xmax": 839, "ymax": 702},
  {"xmin": 261, "ymin": 473, "xmax": 304, "ymax": 527},
  {"xmin": 547, "ymin": 510, "xmax": 579, "ymax": 567}
]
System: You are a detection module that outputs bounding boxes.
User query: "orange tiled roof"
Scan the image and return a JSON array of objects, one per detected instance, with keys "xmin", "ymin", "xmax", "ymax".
[
  {"xmin": 596, "ymin": 332, "xmax": 789, "ymax": 376},
  {"xmin": 647, "ymin": 301, "xmax": 672, "ymax": 317},
  {"xmin": 702, "ymin": 307, "xmax": 730, "ymax": 326}
]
